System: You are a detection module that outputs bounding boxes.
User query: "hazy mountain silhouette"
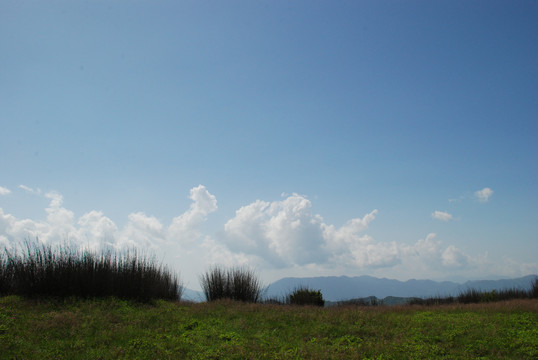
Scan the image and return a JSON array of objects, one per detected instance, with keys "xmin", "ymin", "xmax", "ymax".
[{"xmin": 265, "ymin": 274, "xmax": 537, "ymax": 301}]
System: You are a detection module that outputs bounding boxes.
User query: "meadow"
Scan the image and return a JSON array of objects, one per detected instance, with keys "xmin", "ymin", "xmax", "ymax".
[
  {"xmin": 0, "ymin": 296, "xmax": 536, "ymax": 359},
  {"xmin": 1, "ymin": 242, "xmax": 537, "ymax": 359}
]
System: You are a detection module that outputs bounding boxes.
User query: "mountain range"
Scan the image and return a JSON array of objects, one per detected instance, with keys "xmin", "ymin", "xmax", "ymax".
[
  {"xmin": 264, "ymin": 274, "xmax": 538, "ymax": 301},
  {"xmin": 181, "ymin": 274, "xmax": 537, "ymax": 302}
]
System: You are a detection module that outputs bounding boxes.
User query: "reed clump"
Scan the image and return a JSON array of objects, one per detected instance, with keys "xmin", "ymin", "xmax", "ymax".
[
  {"xmin": 0, "ymin": 240, "xmax": 182, "ymax": 302},
  {"xmin": 199, "ymin": 265, "xmax": 263, "ymax": 303}
]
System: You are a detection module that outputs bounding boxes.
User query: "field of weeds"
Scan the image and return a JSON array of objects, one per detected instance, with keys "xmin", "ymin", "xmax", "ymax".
[{"xmin": 1, "ymin": 296, "xmax": 536, "ymax": 359}]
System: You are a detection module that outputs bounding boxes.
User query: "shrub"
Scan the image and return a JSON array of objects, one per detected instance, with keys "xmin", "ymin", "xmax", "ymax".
[
  {"xmin": 199, "ymin": 266, "xmax": 263, "ymax": 303},
  {"xmin": 287, "ymin": 286, "xmax": 325, "ymax": 307},
  {"xmin": 0, "ymin": 240, "xmax": 183, "ymax": 302}
]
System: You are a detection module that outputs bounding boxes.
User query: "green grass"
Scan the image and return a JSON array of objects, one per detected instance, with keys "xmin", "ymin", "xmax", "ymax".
[{"xmin": 1, "ymin": 296, "xmax": 536, "ymax": 359}]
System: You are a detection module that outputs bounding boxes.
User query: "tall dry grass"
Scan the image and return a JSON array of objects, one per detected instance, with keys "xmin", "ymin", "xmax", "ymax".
[
  {"xmin": 0, "ymin": 240, "xmax": 182, "ymax": 302},
  {"xmin": 199, "ymin": 265, "xmax": 263, "ymax": 302}
]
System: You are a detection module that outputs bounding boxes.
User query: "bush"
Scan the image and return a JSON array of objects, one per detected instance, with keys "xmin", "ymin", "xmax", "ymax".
[
  {"xmin": 288, "ymin": 286, "xmax": 325, "ymax": 307},
  {"xmin": 0, "ymin": 240, "xmax": 183, "ymax": 302},
  {"xmin": 199, "ymin": 266, "xmax": 263, "ymax": 303}
]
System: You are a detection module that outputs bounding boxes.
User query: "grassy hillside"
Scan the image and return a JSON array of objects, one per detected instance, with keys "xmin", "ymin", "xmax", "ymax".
[{"xmin": 1, "ymin": 296, "xmax": 536, "ymax": 359}]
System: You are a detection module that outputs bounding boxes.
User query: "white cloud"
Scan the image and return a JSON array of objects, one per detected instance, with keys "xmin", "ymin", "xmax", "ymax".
[
  {"xmin": 0, "ymin": 234, "xmax": 9, "ymax": 248},
  {"xmin": 0, "ymin": 207, "xmax": 49, "ymax": 244},
  {"xmin": 322, "ymin": 210, "xmax": 401, "ymax": 268},
  {"xmin": 222, "ymin": 193, "xmax": 521, "ymax": 275},
  {"xmin": 118, "ymin": 212, "xmax": 165, "ymax": 250},
  {"xmin": 44, "ymin": 192, "xmax": 75, "ymax": 225},
  {"xmin": 0, "ymin": 186, "xmax": 11, "ymax": 196},
  {"xmin": 442, "ymin": 245, "xmax": 469, "ymax": 267},
  {"xmin": 223, "ymin": 194, "xmax": 327, "ymax": 267},
  {"xmin": 431, "ymin": 210, "xmax": 454, "ymax": 222},
  {"xmin": 323, "ymin": 210, "xmax": 378, "ymax": 250},
  {"xmin": 1, "ymin": 185, "xmax": 217, "ymax": 251},
  {"xmin": 76, "ymin": 211, "xmax": 118, "ymax": 251},
  {"xmin": 168, "ymin": 185, "xmax": 218, "ymax": 246},
  {"xmin": 222, "ymin": 193, "xmax": 401, "ymax": 269},
  {"xmin": 342, "ymin": 235, "xmax": 400, "ymax": 268},
  {"xmin": 1, "ymin": 185, "xmax": 535, "ymax": 288},
  {"xmin": 401, "ymin": 233, "xmax": 442, "ymax": 260},
  {"xmin": 475, "ymin": 187, "xmax": 493, "ymax": 202},
  {"xmin": 18, "ymin": 184, "xmax": 41, "ymax": 195}
]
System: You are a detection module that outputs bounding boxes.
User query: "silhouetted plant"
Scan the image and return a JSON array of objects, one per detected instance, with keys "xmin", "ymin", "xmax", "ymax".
[
  {"xmin": 287, "ymin": 286, "xmax": 325, "ymax": 307},
  {"xmin": 263, "ymin": 297, "xmax": 287, "ymax": 305},
  {"xmin": 531, "ymin": 279, "xmax": 538, "ymax": 299},
  {"xmin": 408, "ymin": 295, "xmax": 455, "ymax": 306},
  {"xmin": 0, "ymin": 250, "xmax": 14, "ymax": 295},
  {"xmin": 199, "ymin": 266, "xmax": 263, "ymax": 303},
  {"xmin": 409, "ymin": 280, "xmax": 538, "ymax": 306},
  {"xmin": 336, "ymin": 297, "xmax": 379, "ymax": 307},
  {"xmin": 0, "ymin": 240, "xmax": 183, "ymax": 302}
]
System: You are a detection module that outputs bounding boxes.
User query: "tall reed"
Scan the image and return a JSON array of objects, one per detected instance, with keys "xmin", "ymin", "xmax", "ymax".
[
  {"xmin": 0, "ymin": 240, "xmax": 182, "ymax": 302},
  {"xmin": 199, "ymin": 265, "xmax": 263, "ymax": 302}
]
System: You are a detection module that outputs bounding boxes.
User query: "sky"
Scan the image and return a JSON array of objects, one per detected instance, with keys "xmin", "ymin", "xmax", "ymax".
[{"xmin": 1, "ymin": 0, "xmax": 537, "ymax": 291}]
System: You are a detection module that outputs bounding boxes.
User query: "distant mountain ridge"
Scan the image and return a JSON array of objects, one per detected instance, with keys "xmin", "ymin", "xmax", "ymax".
[{"xmin": 265, "ymin": 274, "xmax": 538, "ymax": 302}]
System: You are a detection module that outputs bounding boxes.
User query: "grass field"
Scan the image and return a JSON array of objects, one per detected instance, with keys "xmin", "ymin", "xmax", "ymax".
[{"xmin": 1, "ymin": 296, "xmax": 536, "ymax": 359}]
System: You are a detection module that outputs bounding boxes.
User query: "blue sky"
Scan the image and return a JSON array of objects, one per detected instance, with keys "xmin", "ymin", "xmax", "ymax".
[{"xmin": 1, "ymin": 1, "xmax": 537, "ymax": 290}]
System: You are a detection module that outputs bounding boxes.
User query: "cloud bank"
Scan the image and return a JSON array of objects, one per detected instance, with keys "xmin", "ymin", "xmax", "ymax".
[
  {"xmin": 0, "ymin": 186, "xmax": 10, "ymax": 196},
  {"xmin": 0, "ymin": 185, "xmax": 534, "ymax": 285}
]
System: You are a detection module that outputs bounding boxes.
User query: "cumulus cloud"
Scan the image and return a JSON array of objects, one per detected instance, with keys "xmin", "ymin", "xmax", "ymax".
[
  {"xmin": 222, "ymin": 193, "xmax": 401, "ymax": 269},
  {"xmin": 442, "ymin": 245, "xmax": 469, "ymax": 267},
  {"xmin": 0, "ymin": 208, "xmax": 49, "ymax": 246},
  {"xmin": 221, "ymin": 192, "xmax": 492, "ymax": 275},
  {"xmin": 77, "ymin": 211, "xmax": 118, "ymax": 251},
  {"xmin": 323, "ymin": 210, "xmax": 401, "ymax": 268},
  {"xmin": 223, "ymin": 194, "xmax": 327, "ymax": 266},
  {"xmin": 402, "ymin": 233, "xmax": 442, "ymax": 260},
  {"xmin": 1, "ymin": 184, "xmax": 534, "ymax": 285},
  {"xmin": 323, "ymin": 210, "xmax": 378, "ymax": 249},
  {"xmin": 431, "ymin": 210, "xmax": 454, "ymax": 222},
  {"xmin": 390, "ymin": 233, "xmax": 489, "ymax": 279},
  {"xmin": 475, "ymin": 187, "xmax": 493, "ymax": 202},
  {"xmin": 0, "ymin": 186, "xmax": 11, "ymax": 196},
  {"xmin": 169, "ymin": 185, "xmax": 218, "ymax": 246},
  {"xmin": 0, "ymin": 185, "xmax": 217, "ymax": 253},
  {"xmin": 118, "ymin": 212, "xmax": 165, "ymax": 250},
  {"xmin": 44, "ymin": 192, "xmax": 75, "ymax": 226}
]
